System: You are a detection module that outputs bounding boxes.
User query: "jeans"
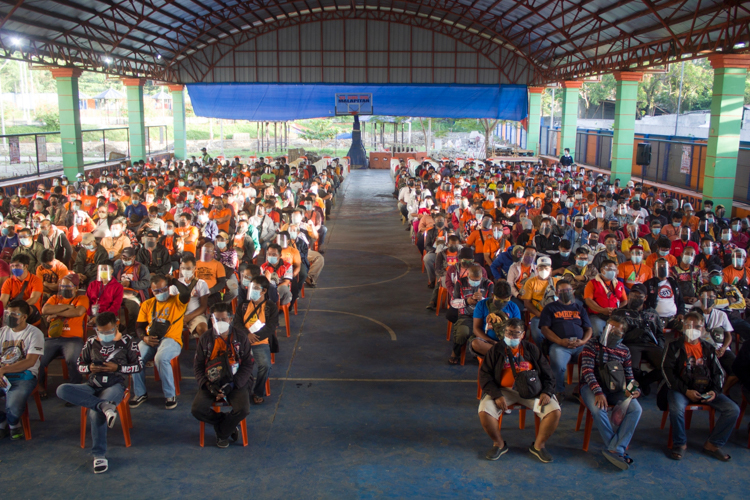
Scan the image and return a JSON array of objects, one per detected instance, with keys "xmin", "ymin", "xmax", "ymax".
[
  {"xmin": 423, "ymin": 251, "xmax": 437, "ymax": 284},
  {"xmin": 56, "ymin": 383, "xmax": 125, "ymax": 458},
  {"xmin": 318, "ymin": 225, "xmax": 328, "ymax": 247},
  {"xmin": 580, "ymin": 384, "xmax": 642, "ymax": 455},
  {"xmin": 0, "ymin": 377, "xmax": 36, "ymax": 427},
  {"xmin": 667, "ymin": 390, "xmax": 739, "ymax": 448},
  {"xmin": 589, "ymin": 315, "xmax": 608, "ymax": 338},
  {"xmin": 132, "ymin": 337, "xmax": 182, "ymax": 399},
  {"xmin": 548, "ymin": 343, "xmax": 584, "ymax": 393},
  {"xmin": 530, "ymin": 316, "xmax": 542, "ymax": 345},
  {"xmin": 251, "ymin": 344, "xmax": 271, "ymax": 398},
  {"xmin": 191, "ymin": 385, "xmax": 251, "ymax": 440},
  {"xmin": 39, "ymin": 337, "xmax": 84, "ymax": 384}
]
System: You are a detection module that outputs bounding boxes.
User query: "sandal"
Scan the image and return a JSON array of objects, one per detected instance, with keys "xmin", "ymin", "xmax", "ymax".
[
  {"xmin": 702, "ymin": 447, "xmax": 731, "ymax": 462},
  {"xmin": 622, "ymin": 454, "xmax": 634, "ymax": 465},
  {"xmin": 252, "ymin": 395, "xmax": 264, "ymax": 405},
  {"xmin": 669, "ymin": 447, "xmax": 686, "ymax": 461},
  {"xmin": 448, "ymin": 357, "xmax": 460, "ymax": 365}
]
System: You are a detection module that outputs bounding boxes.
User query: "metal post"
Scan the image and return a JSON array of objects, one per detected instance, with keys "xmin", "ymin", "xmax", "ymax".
[
  {"xmin": 550, "ymin": 88, "xmax": 555, "ymax": 128},
  {"xmin": 674, "ymin": 61, "xmax": 685, "ymax": 136},
  {"xmin": 220, "ymin": 119, "xmax": 224, "ymax": 157},
  {"xmin": 34, "ymin": 133, "xmax": 39, "ymax": 175},
  {"xmin": 102, "ymin": 130, "xmax": 106, "ymax": 162}
]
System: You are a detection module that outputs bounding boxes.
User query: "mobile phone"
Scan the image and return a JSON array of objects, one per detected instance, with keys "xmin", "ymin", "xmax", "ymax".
[{"xmin": 93, "ymin": 361, "xmax": 105, "ymax": 366}]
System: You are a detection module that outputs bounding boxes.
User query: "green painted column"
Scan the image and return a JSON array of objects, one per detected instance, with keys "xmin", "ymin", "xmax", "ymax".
[
  {"xmin": 123, "ymin": 78, "xmax": 147, "ymax": 162},
  {"xmin": 703, "ymin": 54, "xmax": 750, "ymax": 210},
  {"xmin": 611, "ymin": 71, "xmax": 643, "ymax": 184},
  {"xmin": 560, "ymin": 80, "xmax": 582, "ymax": 158},
  {"xmin": 51, "ymin": 68, "xmax": 84, "ymax": 180},
  {"xmin": 526, "ymin": 87, "xmax": 544, "ymax": 156},
  {"xmin": 169, "ymin": 85, "xmax": 187, "ymax": 160}
]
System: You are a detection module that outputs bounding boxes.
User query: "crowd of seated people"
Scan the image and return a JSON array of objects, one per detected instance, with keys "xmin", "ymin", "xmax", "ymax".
[
  {"xmin": 397, "ymin": 157, "xmax": 750, "ymax": 469},
  {"xmin": 0, "ymin": 152, "xmax": 336, "ymax": 473}
]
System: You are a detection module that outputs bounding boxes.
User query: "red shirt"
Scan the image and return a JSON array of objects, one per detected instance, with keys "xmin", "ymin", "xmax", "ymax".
[
  {"xmin": 669, "ymin": 239, "xmax": 699, "ymax": 259},
  {"xmin": 86, "ymin": 279, "xmax": 124, "ymax": 316}
]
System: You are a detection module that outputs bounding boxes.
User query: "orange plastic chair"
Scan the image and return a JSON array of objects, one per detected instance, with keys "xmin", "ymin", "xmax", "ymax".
[
  {"xmin": 265, "ymin": 379, "xmax": 271, "ymax": 397},
  {"xmin": 20, "ymin": 387, "xmax": 45, "ymax": 440},
  {"xmin": 477, "ymin": 356, "xmax": 484, "ymax": 400},
  {"xmin": 153, "ymin": 356, "xmax": 182, "ymax": 396},
  {"xmin": 421, "ymin": 250, "xmax": 425, "ymax": 273},
  {"xmin": 300, "ymin": 284, "xmax": 305, "ymax": 299},
  {"xmin": 279, "ymin": 302, "xmax": 291, "ymax": 337},
  {"xmin": 575, "ymin": 401, "xmax": 608, "ymax": 451},
  {"xmin": 661, "ymin": 403, "xmax": 716, "ymax": 449},
  {"xmin": 43, "ymin": 358, "xmax": 70, "ymax": 389},
  {"xmin": 271, "ymin": 353, "xmax": 275, "ymax": 364},
  {"xmin": 446, "ymin": 321, "xmax": 452, "ymax": 341},
  {"xmin": 435, "ymin": 286, "xmax": 448, "ymax": 316},
  {"xmin": 80, "ymin": 388, "xmax": 133, "ymax": 448},
  {"xmin": 199, "ymin": 403, "xmax": 248, "ymax": 447},
  {"xmin": 499, "ymin": 403, "xmax": 541, "ymax": 436}
]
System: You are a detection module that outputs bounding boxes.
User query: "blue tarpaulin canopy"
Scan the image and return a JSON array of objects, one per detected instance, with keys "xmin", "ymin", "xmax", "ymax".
[{"xmin": 187, "ymin": 83, "xmax": 527, "ymax": 121}]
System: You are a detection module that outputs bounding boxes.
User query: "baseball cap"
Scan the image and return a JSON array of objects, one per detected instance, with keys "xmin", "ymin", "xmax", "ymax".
[
  {"xmin": 81, "ymin": 233, "xmax": 95, "ymax": 245},
  {"xmin": 630, "ymin": 283, "xmax": 647, "ymax": 295},
  {"xmin": 537, "ymin": 256, "xmax": 552, "ymax": 267}
]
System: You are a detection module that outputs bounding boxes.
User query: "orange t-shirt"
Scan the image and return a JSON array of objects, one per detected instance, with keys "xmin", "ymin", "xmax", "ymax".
[
  {"xmin": 45, "ymin": 294, "xmax": 90, "ymax": 338},
  {"xmin": 645, "ymin": 253, "xmax": 677, "ymax": 269},
  {"xmin": 36, "ymin": 260, "xmax": 70, "ymax": 287},
  {"xmin": 684, "ymin": 341, "xmax": 703, "ymax": 368},
  {"xmin": 176, "ymin": 226, "xmax": 199, "ymax": 256},
  {"xmin": 723, "ymin": 266, "xmax": 746, "ymax": 286},
  {"xmin": 80, "ymin": 195, "xmax": 97, "ymax": 215},
  {"xmin": 500, "ymin": 345, "xmax": 531, "ymax": 388},
  {"xmin": 2, "ymin": 272, "xmax": 44, "ymax": 310},
  {"xmin": 617, "ymin": 261, "xmax": 653, "ymax": 287},
  {"xmin": 466, "ymin": 229, "xmax": 494, "ymax": 254},
  {"xmin": 85, "ymin": 249, "xmax": 96, "ymax": 264},
  {"xmin": 209, "ymin": 208, "xmax": 232, "ymax": 232},
  {"xmin": 195, "ymin": 259, "xmax": 226, "ymax": 290}
]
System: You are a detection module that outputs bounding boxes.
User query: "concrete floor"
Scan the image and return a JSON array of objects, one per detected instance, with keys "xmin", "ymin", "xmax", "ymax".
[{"xmin": 2, "ymin": 169, "xmax": 749, "ymax": 499}]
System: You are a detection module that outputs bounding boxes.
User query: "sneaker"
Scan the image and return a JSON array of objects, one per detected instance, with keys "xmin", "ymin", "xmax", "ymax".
[
  {"xmin": 93, "ymin": 458, "xmax": 109, "ymax": 474},
  {"xmin": 529, "ymin": 444, "xmax": 553, "ymax": 463},
  {"xmin": 485, "ymin": 442, "xmax": 509, "ymax": 461},
  {"xmin": 100, "ymin": 402, "xmax": 118, "ymax": 428},
  {"xmin": 129, "ymin": 394, "xmax": 148, "ymax": 408},
  {"xmin": 230, "ymin": 426, "xmax": 240, "ymax": 443},
  {"xmin": 425, "ymin": 304, "xmax": 436, "ymax": 311},
  {"xmin": 602, "ymin": 450, "xmax": 629, "ymax": 471},
  {"xmin": 165, "ymin": 397, "xmax": 177, "ymax": 410},
  {"xmin": 216, "ymin": 437, "xmax": 230, "ymax": 449},
  {"xmin": 10, "ymin": 426, "xmax": 23, "ymax": 440}
]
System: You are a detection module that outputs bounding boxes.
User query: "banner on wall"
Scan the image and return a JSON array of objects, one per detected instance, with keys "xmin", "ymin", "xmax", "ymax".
[
  {"xmin": 9, "ymin": 136, "xmax": 20, "ymax": 164},
  {"xmin": 680, "ymin": 145, "xmax": 691, "ymax": 174},
  {"xmin": 36, "ymin": 136, "xmax": 47, "ymax": 163}
]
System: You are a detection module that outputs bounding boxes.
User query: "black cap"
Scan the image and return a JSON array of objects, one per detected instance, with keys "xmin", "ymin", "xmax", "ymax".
[
  {"xmin": 707, "ymin": 263, "xmax": 723, "ymax": 275},
  {"xmin": 629, "ymin": 283, "xmax": 647, "ymax": 295},
  {"xmin": 145, "ymin": 229, "xmax": 159, "ymax": 238}
]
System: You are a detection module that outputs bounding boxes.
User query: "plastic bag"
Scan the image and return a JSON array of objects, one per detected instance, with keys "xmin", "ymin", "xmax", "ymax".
[{"xmin": 611, "ymin": 396, "xmax": 632, "ymax": 427}]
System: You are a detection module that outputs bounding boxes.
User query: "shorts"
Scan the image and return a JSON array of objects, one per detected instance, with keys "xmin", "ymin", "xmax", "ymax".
[
  {"xmin": 478, "ymin": 389, "xmax": 560, "ymax": 420},
  {"xmin": 186, "ymin": 314, "xmax": 208, "ymax": 333}
]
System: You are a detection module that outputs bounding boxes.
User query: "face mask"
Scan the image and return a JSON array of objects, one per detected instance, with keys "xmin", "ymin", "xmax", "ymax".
[
  {"xmin": 537, "ymin": 269, "xmax": 551, "ymax": 280},
  {"xmin": 733, "ymin": 257, "xmax": 744, "ymax": 268},
  {"xmin": 241, "ymin": 278, "xmax": 252, "ymax": 288},
  {"xmin": 628, "ymin": 297, "xmax": 645, "ymax": 310},
  {"xmin": 673, "ymin": 222, "xmax": 681, "ymax": 228},
  {"xmin": 199, "ymin": 214, "xmax": 209, "ymax": 223},
  {"xmin": 721, "ymin": 233, "xmax": 731, "ymax": 242},
  {"xmin": 1, "ymin": 228, "xmax": 8, "ymax": 236},
  {"xmin": 98, "ymin": 270, "xmax": 111, "ymax": 281},
  {"xmin": 574, "ymin": 259, "xmax": 587, "ymax": 268},
  {"xmin": 684, "ymin": 328, "xmax": 702, "ymax": 342},
  {"xmin": 133, "ymin": 200, "xmax": 140, "ymax": 206},
  {"xmin": 213, "ymin": 320, "xmax": 230, "ymax": 336},
  {"xmin": 603, "ymin": 270, "xmax": 617, "ymax": 281},
  {"xmin": 249, "ymin": 288, "xmax": 262, "ymax": 301},
  {"xmin": 155, "ymin": 292, "xmax": 169, "ymax": 302},
  {"xmin": 701, "ymin": 297, "xmax": 715, "ymax": 309},
  {"xmin": 559, "ymin": 290, "xmax": 574, "ymax": 303},
  {"xmin": 710, "ymin": 275, "xmax": 723, "ymax": 286},
  {"xmin": 504, "ymin": 337, "xmax": 521, "ymax": 348},
  {"xmin": 60, "ymin": 288, "xmax": 75, "ymax": 299},
  {"xmin": 98, "ymin": 332, "xmax": 116, "ymax": 345},
  {"xmin": 732, "ymin": 224, "xmax": 741, "ymax": 232},
  {"xmin": 606, "ymin": 243, "xmax": 616, "ymax": 252},
  {"xmin": 5, "ymin": 313, "xmax": 19, "ymax": 329},
  {"xmin": 656, "ymin": 267, "xmax": 668, "ymax": 279},
  {"xmin": 574, "ymin": 220, "xmax": 583, "ymax": 229},
  {"xmin": 493, "ymin": 230, "xmax": 501, "ymax": 239},
  {"xmin": 631, "ymin": 255, "xmax": 643, "ymax": 264},
  {"xmin": 144, "ymin": 240, "xmax": 156, "ymax": 250},
  {"xmin": 652, "ymin": 228, "xmax": 661, "ymax": 235},
  {"xmin": 20, "ymin": 238, "xmax": 32, "ymax": 247},
  {"xmin": 11, "ymin": 268, "xmax": 24, "ymax": 278},
  {"xmin": 560, "ymin": 251, "xmax": 570, "ymax": 258},
  {"xmin": 180, "ymin": 269, "xmax": 193, "ymax": 281},
  {"xmin": 522, "ymin": 255, "xmax": 534, "ymax": 266},
  {"xmin": 267, "ymin": 256, "xmax": 279, "ymax": 265},
  {"xmin": 436, "ymin": 221, "xmax": 445, "ymax": 229},
  {"xmin": 600, "ymin": 328, "xmax": 622, "ymax": 348},
  {"xmin": 216, "ymin": 241, "xmax": 226, "ymax": 250},
  {"xmin": 468, "ymin": 279, "xmax": 481, "ymax": 287}
]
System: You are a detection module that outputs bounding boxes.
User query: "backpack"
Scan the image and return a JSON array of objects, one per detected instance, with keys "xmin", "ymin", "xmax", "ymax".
[{"xmin": 539, "ymin": 278, "xmax": 558, "ymax": 309}]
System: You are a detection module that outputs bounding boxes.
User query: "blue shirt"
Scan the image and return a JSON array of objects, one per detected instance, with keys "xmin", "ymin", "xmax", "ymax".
[
  {"xmin": 539, "ymin": 301, "xmax": 591, "ymax": 340},
  {"xmin": 473, "ymin": 298, "xmax": 521, "ymax": 340},
  {"xmin": 124, "ymin": 203, "xmax": 149, "ymax": 220}
]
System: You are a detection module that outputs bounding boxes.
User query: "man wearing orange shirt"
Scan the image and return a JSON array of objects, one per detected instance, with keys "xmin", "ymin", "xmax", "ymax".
[
  {"xmin": 465, "ymin": 215, "xmax": 495, "ymax": 267},
  {"xmin": 723, "ymin": 248, "xmax": 749, "ymax": 287},
  {"xmin": 176, "ymin": 213, "xmax": 200, "ymax": 257},
  {"xmin": 1, "ymin": 254, "xmax": 44, "ymax": 315},
  {"xmin": 209, "ymin": 198, "xmax": 233, "ymax": 233},
  {"xmin": 617, "ymin": 245, "xmax": 653, "ymax": 291},
  {"xmin": 36, "ymin": 249, "xmax": 70, "ymax": 296},
  {"xmin": 39, "ymin": 274, "xmax": 89, "ymax": 391}
]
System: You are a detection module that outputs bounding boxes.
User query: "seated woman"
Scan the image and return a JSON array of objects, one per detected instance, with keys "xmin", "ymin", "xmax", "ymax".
[{"xmin": 85, "ymin": 261, "xmax": 123, "ymax": 326}]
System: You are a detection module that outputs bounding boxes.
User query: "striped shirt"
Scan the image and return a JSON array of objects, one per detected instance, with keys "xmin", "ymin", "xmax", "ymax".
[{"xmin": 581, "ymin": 340, "xmax": 634, "ymax": 395}]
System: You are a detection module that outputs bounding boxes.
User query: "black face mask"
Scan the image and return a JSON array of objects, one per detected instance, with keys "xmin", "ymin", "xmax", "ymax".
[
  {"xmin": 629, "ymin": 297, "xmax": 645, "ymax": 310},
  {"xmin": 574, "ymin": 220, "xmax": 583, "ymax": 229},
  {"xmin": 656, "ymin": 268, "xmax": 668, "ymax": 279},
  {"xmin": 559, "ymin": 290, "xmax": 574, "ymax": 304},
  {"xmin": 61, "ymin": 289, "xmax": 75, "ymax": 299},
  {"xmin": 6, "ymin": 315, "xmax": 19, "ymax": 329},
  {"xmin": 435, "ymin": 221, "xmax": 445, "ymax": 229}
]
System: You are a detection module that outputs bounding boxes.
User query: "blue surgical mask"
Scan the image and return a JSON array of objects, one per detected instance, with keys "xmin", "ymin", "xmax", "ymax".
[
  {"xmin": 11, "ymin": 268, "xmax": 24, "ymax": 278},
  {"xmin": 652, "ymin": 228, "xmax": 661, "ymax": 235},
  {"xmin": 1, "ymin": 228, "xmax": 8, "ymax": 236},
  {"xmin": 576, "ymin": 259, "xmax": 588, "ymax": 267},
  {"xmin": 249, "ymin": 289, "xmax": 262, "ymax": 301},
  {"xmin": 155, "ymin": 292, "xmax": 169, "ymax": 302},
  {"xmin": 133, "ymin": 200, "xmax": 140, "ymax": 206},
  {"xmin": 468, "ymin": 279, "xmax": 481, "ymax": 287},
  {"xmin": 267, "ymin": 256, "xmax": 279, "ymax": 265},
  {"xmin": 560, "ymin": 252, "xmax": 570, "ymax": 258},
  {"xmin": 98, "ymin": 333, "xmax": 116, "ymax": 345},
  {"xmin": 241, "ymin": 278, "xmax": 252, "ymax": 288},
  {"xmin": 504, "ymin": 337, "xmax": 521, "ymax": 348}
]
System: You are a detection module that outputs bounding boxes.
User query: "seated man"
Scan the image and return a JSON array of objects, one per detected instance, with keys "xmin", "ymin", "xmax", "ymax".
[
  {"xmin": 579, "ymin": 314, "xmax": 642, "ymax": 470},
  {"xmin": 56, "ymin": 312, "xmax": 142, "ymax": 474},
  {"xmin": 427, "ymin": 234, "xmax": 462, "ymax": 311},
  {"xmin": 615, "ymin": 284, "xmax": 665, "ymax": 394},
  {"xmin": 539, "ymin": 280, "xmax": 592, "ymax": 399},
  {"xmin": 195, "ymin": 242, "xmax": 227, "ymax": 307},
  {"xmin": 74, "ymin": 233, "xmax": 109, "ymax": 286},
  {"xmin": 0, "ymin": 300, "xmax": 44, "ymax": 440},
  {"xmin": 449, "ymin": 264, "xmax": 493, "ymax": 365},
  {"xmin": 36, "ymin": 249, "xmax": 70, "ymax": 300},
  {"xmin": 174, "ymin": 255, "xmax": 209, "ymax": 339},
  {"xmin": 85, "ymin": 261, "xmax": 123, "ymax": 324},
  {"xmin": 114, "ymin": 248, "xmax": 151, "ymax": 334},
  {"xmin": 697, "ymin": 285, "xmax": 738, "ymax": 394},
  {"xmin": 520, "ymin": 256, "xmax": 560, "ymax": 345},
  {"xmin": 470, "ymin": 280, "xmax": 521, "ymax": 357},
  {"xmin": 11, "ymin": 227, "xmax": 45, "ymax": 272},
  {"xmin": 477, "ymin": 318, "xmax": 561, "ymax": 462},
  {"xmin": 644, "ymin": 258, "xmax": 684, "ymax": 329},
  {"xmin": 662, "ymin": 310, "xmax": 739, "ymax": 461},
  {"xmin": 1, "ymin": 254, "xmax": 43, "ymax": 319},
  {"xmin": 234, "ymin": 276, "xmax": 278, "ymax": 405},
  {"xmin": 260, "ymin": 243, "xmax": 293, "ymax": 306},
  {"xmin": 130, "ymin": 273, "xmax": 197, "ymax": 410},
  {"xmin": 39, "ymin": 274, "xmax": 89, "ymax": 396},
  {"xmin": 135, "ymin": 230, "xmax": 172, "ymax": 276},
  {"xmin": 192, "ymin": 302, "xmax": 253, "ymax": 448},
  {"xmin": 584, "ymin": 259, "xmax": 627, "ymax": 338}
]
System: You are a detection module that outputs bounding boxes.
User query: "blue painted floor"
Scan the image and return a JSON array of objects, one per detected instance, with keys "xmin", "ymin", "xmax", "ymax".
[{"xmin": 2, "ymin": 169, "xmax": 749, "ymax": 499}]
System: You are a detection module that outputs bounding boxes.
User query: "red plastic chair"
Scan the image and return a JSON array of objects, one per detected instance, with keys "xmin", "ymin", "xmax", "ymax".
[
  {"xmin": 153, "ymin": 355, "xmax": 182, "ymax": 396},
  {"xmin": 446, "ymin": 321, "xmax": 452, "ymax": 342},
  {"xmin": 576, "ymin": 401, "xmax": 608, "ymax": 452},
  {"xmin": 20, "ymin": 387, "xmax": 45, "ymax": 440},
  {"xmin": 80, "ymin": 388, "xmax": 133, "ymax": 448},
  {"xmin": 435, "ymin": 286, "xmax": 448, "ymax": 316},
  {"xmin": 499, "ymin": 403, "xmax": 541, "ymax": 436},
  {"xmin": 661, "ymin": 404, "xmax": 716, "ymax": 449},
  {"xmin": 477, "ymin": 356, "xmax": 484, "ymax": 400},
  {"xmin": 199, "ymin": 403, "xmax": 248, "ymax": 447},
  {"xmin": 279, "ymin": 301, "xmax": 291, "ymax": 337}
]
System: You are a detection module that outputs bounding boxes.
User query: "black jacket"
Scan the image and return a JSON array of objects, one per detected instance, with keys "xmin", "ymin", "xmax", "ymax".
[
  {"xmin": 233, "ymin": 299, "xmax": 280, "ymax": 354},
  {"xmin": 644, "ymin": 276, "xmax": 685, "ymax": 317},
  {"xmin": 74, "ymin": 244, "xmax": 109, "ymax": 284},
  {"xmin": 135, "ymin": 246, "xmax": 172, "ymax": 276},
  {"xmin": 479, "ymin": 340, "xmax": 556, "ymax": 399},
  {"xmin": 615, "ymin": 306, "xmax": 664, "ymax": 346},
  {"xmin": 77, "ymin": 334, "xmax": 142, "ymax": 388},
  {"xmin": 194, "ymin": 327, "xmax": 254, "ymax": 390},
  {"xmin": 662, "ymin": 338, "xmax": 724, "ymax": 394}
]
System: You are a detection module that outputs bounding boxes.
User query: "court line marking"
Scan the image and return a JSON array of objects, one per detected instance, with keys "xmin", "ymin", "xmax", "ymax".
[{"xmin": 305, "ymin": 309, "xmax": 397, "ymax": 340}]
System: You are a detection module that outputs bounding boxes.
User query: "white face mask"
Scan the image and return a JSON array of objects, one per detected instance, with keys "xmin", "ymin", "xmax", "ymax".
[
  {"xmin": 180, "ymin": 269, "xmax": 194, "ymax": 280},
  {"xmin": 684, "ymin": 328, "xmax": 702, "ymax": 342},
  {"xmin": 537, "ymin": 268, "xmax": 551, "ymax": 280}
]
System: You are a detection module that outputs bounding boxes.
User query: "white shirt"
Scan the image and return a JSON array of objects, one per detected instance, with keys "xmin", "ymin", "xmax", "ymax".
[
  {"xmin": 169, "ymin": 279, "xmax": 209, "ymax": 316},
  {"xmin": 702, "ymin": 308, "xmax": 734, "ymax": 350},
  {"xmin": 0, "ymin": 324, "xmax": 44, "ymax": 377},
  {"xmin": 654, "ymin": 279, "xmax": 678, "ymax": 318}
]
